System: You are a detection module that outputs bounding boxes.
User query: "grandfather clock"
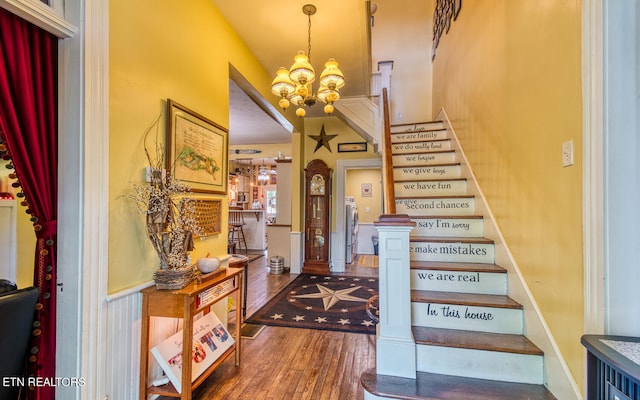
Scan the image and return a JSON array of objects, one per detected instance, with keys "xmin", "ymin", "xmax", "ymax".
[{"xmin": 303, "ymin": 159, "xmax": 332, "ymax": 274}]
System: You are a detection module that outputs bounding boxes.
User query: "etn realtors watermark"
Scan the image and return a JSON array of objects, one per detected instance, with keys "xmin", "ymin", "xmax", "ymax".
[{"xmin": 2, "ymin": 376, "xmax": 86, "ymax": 387}]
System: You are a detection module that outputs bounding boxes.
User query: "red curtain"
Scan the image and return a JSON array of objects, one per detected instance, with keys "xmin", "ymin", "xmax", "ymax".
[{"xmin": 0, "ymin": 7, "xmax": 58, "ymax": 400}]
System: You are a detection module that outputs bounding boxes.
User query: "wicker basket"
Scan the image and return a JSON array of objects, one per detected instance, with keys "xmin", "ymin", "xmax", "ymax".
[{"xmin": 153, "ymin": 266, "xmax": 195, "ymax": 290}]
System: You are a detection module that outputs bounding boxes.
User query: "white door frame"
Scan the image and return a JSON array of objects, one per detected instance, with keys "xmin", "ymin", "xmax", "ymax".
[{"xmin": 332, "ymin": 158, "xmax": 382, "ymax": 272}]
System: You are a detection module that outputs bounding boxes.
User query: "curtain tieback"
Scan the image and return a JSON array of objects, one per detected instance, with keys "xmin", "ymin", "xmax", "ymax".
[{"xmin": 34, "ymin": 220, "xmax": 57, "ymax": 239}]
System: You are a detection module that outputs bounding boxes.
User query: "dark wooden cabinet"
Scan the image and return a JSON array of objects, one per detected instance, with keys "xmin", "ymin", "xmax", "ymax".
[
  {"xmin": 582, "ymin": 334, "xmax": 640, "ymax": 400},
  {"xmin": 303, "ymin": 159, "xmax": 332, "ymax": 274}
]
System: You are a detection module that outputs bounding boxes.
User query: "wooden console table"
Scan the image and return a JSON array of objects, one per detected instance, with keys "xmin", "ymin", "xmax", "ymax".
[{"xmin": 139, "ymin": 267, "xmax": 244, "ymax": 399}]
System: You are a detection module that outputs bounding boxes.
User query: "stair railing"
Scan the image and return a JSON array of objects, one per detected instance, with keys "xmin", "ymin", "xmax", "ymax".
[{"xmin": 381, "ymin": 87, "xmax": 396, "ymax": 214}]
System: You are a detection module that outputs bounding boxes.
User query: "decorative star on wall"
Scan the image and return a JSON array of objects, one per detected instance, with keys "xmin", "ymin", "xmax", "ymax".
[{"xmin": 308, "ymin": 124, "xmax": 338, "ymax": 153}]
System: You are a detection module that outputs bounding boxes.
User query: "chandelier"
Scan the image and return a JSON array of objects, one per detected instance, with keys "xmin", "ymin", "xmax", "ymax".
[
  {"xmin": 271, "ymin": 4, "xmax": 345, "ymax": 117},
  {"xmin": 257, "ymin": 165, "xmax": 270, "ymax": 184}
]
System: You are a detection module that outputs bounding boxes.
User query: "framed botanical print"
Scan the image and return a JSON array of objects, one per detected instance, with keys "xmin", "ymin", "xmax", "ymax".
[{"xmin": 166, "ymin": 99, "xmax": 229, "ymax": 194}]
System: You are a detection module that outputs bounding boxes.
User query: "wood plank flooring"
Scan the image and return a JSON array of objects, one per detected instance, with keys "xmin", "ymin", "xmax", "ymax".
[{"xmin": 160, "ymin": 254, "xmax": 378, "ymax": 400}]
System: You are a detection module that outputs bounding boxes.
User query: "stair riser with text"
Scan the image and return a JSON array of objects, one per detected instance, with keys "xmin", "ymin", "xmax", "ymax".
[
  {"xmin": 410, "ymin": 217, "xmax": 483, "ymax": 237},
  {"xmin": 410, "ymin": 241, "xmax": 494, "ymax": 264},
  {"xmin": 410, "ymin": 270, "xmax": 507, "ymax": 295},
  {"xmin": 392, "ymin": 140, "xmax": 452, "ymax": 154},
  {"xmin": 392, "ymin": 151, "xmax": 456, "ymax": 167},
  {"xmin": 390, "ymin": 122, "xmax": 444, "ymax": 134},
  {"xmin": 395, "ymin": 180, "xmax": 467, "ymax": 197},
  {"xmin": 393, "ymin": 165, "xmax": 461, "ymax": 180},
  {"xmin": 411, "ymin": 302, "xmax": 522, "ymax": 334},
  {"xmin": 390, "ymin": 130, "xmax": 449, "ymax": 143},
  {"xmin": 396, "ymin": 197, "xmax": 476, "ymax": 216}
]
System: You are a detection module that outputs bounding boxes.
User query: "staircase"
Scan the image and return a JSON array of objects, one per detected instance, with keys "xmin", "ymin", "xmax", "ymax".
[{"xmin": 361, "ymin": 121, "xmax": 556, "ymax": 399}]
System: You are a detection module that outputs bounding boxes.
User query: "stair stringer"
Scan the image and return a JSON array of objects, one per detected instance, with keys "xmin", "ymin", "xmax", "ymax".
[{"xmin": 435, "ymin": 108, "xmax": 581, "ymax": 400}]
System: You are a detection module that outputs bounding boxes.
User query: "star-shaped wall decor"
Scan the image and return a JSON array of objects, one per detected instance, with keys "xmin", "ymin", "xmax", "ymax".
[{"xmin": 308, "ymin": 124, "xmax": 338, "ymax": 153}]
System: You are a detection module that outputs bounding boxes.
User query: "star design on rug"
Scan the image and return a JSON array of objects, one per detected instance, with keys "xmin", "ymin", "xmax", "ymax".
[
  {"xmin": 361, "ymin": 320, "xmax": 374, "ymax": 327},
  {"xmin": 338, "ymin": 319, "xmax": 351, "ymax": 325},
  {"xmin": 270, "ymin": 313, "xmax": 283, "ymax": 320},
  {"xmin": 293, "ymin": 315, "xmax": 305, "ymax": 321},
  {"xmin": 315, "ymin": 317, "xmax": 327, "ymax": 323},
  {"xmin": 293, "ymin": 284, "xmax": 369, "ymax": 311},
  {"xmin": 308, "ymin": 124, "xmax": 338, "ymax": 153}
]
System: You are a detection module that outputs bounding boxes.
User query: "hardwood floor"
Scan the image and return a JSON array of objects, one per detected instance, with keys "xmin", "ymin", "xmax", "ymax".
[{"xmin": 163, "ymin": 254, "xmax": 379, "ymax": 400}]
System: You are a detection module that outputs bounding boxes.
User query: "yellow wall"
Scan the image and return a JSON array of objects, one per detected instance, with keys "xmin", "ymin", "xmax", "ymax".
[
  {"xmin": 346, "ymin": 169, "xmax": 382, "ymax": 224},
  {"xmin": 108, "ymin": 0, "xmax": 280, "ymax": 293},
  {"xmin": 372, "ymin": 0, "xmax": 434, "ymax": 124},
  {"xmin": 431, "ymin": 1, "xmax": 584, "ymax": 389},
  {"xmin": 303, "ymin": 117, "xmax": 382, "ymax": 231}
]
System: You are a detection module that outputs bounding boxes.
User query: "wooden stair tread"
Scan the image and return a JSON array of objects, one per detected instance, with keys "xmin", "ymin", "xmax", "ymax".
[
  {"xmin": 392, "ymin": 137, "xmax": 450, "ymax": 144},
  {"xmin": 360, "ymin": 369, "xmax": 556, "ymax": 400},
  {"xmin": 412, "ymin": 326, "xmax": 543, "ymax": 355},
  {"xmin": 390, "ymin": 120, "xmax": 444, "ymax": 128},
  {"xmin": 410, "ymin": 261, "xmax": 506, "ymax": 273},
  {"xmin": 392, "ymin": 150, "xmax": 455, "ymax": 156},
  {"xmin": 396, "ymin": 195, "xmax": 474, "ymax": 200},
  {"xmin": 411, "ymin": 290, "xmax": 522, "ymax": 309},
  {"xmin": 393, "ymin": 163, "xmax": 460, "ymax": 169},
  {"xmin": 410, "ymin": 215, "xmax": 483, "ymax": 220},
  {"xmin": 410, "ymin": 236, "xmax": 493, "ymax": 245},
  {"xmin": 394, "ymin": 177, "xmax": 466, "ymax": 183}
]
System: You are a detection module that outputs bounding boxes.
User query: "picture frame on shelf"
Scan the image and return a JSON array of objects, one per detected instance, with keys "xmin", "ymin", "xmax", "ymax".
[
  {"xmin": 337, "ymin": 142, "xmax": 367, "ymax": 153},
  {"xmin": 166, "ymin": 99, "xmax": 229, "ymax": 194}
]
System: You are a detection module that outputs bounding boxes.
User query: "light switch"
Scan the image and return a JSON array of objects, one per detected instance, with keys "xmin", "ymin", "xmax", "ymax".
[{"xmin": 562, "ymin": 140, "xmax": 574, "ymax": 167}]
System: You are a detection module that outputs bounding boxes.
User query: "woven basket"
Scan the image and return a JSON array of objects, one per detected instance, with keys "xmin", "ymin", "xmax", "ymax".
[{"xmin": 153, "ymin": 266, "xmax": 195, "ymax": 290}]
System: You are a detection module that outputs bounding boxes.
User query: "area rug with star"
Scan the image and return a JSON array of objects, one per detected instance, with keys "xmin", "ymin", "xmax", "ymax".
[{"xmin": 245, "ymin": 274, "xmax": 378, "ymax": 334}]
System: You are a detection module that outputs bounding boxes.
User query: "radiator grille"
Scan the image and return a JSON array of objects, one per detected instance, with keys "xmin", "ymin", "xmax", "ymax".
[{"xmin": 598, "ymin": 359, "xmax": 639, "ymax": 400}]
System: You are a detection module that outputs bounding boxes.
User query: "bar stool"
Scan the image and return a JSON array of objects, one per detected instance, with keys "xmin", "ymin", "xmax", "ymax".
[{"xmin": 228, "ymin": 206, "xmax": 247, "ymax": 253}]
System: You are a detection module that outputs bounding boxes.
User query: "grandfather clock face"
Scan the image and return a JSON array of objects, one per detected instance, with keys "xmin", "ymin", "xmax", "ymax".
[{"xmin": 310, "ymin": 174, "xmax": 325, "ymax": 195}]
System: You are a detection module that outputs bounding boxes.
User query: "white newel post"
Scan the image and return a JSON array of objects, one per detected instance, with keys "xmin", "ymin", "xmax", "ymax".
[{"xmin": 375, "ymin": 214, "xmax": 416, "ymax": 379}]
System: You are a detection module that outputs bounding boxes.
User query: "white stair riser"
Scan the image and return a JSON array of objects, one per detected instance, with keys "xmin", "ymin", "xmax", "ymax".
[
  {"xmin": 410, "ymin": 242, "xmax": 495, "ymax": 264},
  {"xmin": 391, "ymin": 129, "xmax": 447, "ymax": 143},
  {"xmin": 390, "ymin": 122, "xmax": 444, "ymax": 133},
  {"xmin": 392, "ymin": 140, "xmax": 451, "ymax": 154},
  {"xmin": 396, "ymin": 197, "xmax": 475, "ymax": 216},
  {"xmin": 416, "ymin": 345, "xmax": 544, "ymax": 385},
  {"xmin": 392, "ymin": 151, "xmax": 456, "ymax": 166},
  {"xmin": 411, "ymin": 302, "xmax": 522, "ymax": 334},
  {"xmin": 393, "ymin": 165, "xmax": 461, "ymax": 180},
  {"xmin": 395, "ymin": 180, "xmax": 467, "ymax": 197},
  {"xmin": 411, "ymin": 270, "xmax": 507, "ymax": 295},
  {"xmin": 411, "ymin": 217, "xmax": 483, "ymax": 237}
]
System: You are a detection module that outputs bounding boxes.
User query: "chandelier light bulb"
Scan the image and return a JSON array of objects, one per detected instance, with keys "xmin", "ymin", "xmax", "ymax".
[
  {"xmin": 324, "ymin": 104, "xmax": 334, "ymax": 114},
  {"xmin": 296, "ymin": 107, "xmax": 306, "ymax": 117},
  {"xmin": 278, "ymin": 98, "xmax": 290, "ymax": 110}
]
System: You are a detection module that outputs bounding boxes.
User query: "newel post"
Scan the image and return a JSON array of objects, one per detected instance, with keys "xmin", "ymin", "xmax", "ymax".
[{"xmin": 374, "ymin": 214, "xmax": 416, "ymax": 379}]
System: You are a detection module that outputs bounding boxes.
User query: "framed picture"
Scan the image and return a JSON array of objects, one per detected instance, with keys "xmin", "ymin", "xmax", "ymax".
[
  {"xmin": 361, "ymin": 183, "xmax": 372, "ymax": 197},
  {"xmin": 338, "ymin": 142, "xmax": 367, "ymax": 153},
  {"xmin": 166, "ymin": 99, "xmax": 229, "ymax": 194}
]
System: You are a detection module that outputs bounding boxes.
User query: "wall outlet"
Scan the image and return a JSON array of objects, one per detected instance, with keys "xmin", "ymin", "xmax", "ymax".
[{"xmin": 562, "ymin": 140, "xmax": 574, "ymax": 167}]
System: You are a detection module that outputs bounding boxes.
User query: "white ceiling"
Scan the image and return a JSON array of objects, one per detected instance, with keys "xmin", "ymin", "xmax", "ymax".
[
  {"xmin": 215, "ymin": 0, "xmax": 372, "ymax": 146},
  {"xmin": 228, "ymin": 79, "xmax": 292, "ymax": 145}
]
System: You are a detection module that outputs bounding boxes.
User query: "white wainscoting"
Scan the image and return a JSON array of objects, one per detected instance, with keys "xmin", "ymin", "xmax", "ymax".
[{"xmin": 105, "ymin": 282, "xmax": 177, "ymax": 400}]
